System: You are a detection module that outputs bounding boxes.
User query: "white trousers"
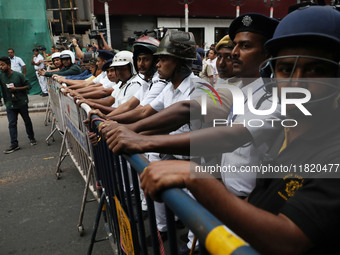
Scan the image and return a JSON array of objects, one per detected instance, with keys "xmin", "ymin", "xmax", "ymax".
[{"xmin": 35, "ymin": 71, "xmax": 47, "ymax": 93}]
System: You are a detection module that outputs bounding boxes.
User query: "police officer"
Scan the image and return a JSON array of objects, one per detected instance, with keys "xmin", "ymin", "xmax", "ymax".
[
  {"xmin": 99, "ymin": 30, "xmax": 207, "ymax": 249},
  {"xmin": 87, "ymin": 36, "xmax": 168, "ymax": 120},
  {"xmin": 43, "ymin": 50, "xmax": 81, "ymax": 78},
  {"xmin": 56, "ymin": 49, "xmax": 114, "ymax": 89},
  {"xmin": 140, "ymin": 6, "xmax": 340, "ymax": 254},
  {"xmin": 99, "ymin": 29, "xmax": 203, "ymax": 128},
  {"xmin": 76, "ymin": 51, "xmax": 140, "ymax": 113}
]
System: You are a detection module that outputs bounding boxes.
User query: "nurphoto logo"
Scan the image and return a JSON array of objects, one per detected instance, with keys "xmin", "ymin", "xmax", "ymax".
[{"xmin": 199, "ymin": 83, "xmax": 312, "ymax": 128}]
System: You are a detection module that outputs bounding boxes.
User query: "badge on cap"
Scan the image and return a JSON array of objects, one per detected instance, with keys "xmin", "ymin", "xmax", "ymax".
[{"xmin": 242, "ymin": 15, "xmax": 253, "ymax": 26}]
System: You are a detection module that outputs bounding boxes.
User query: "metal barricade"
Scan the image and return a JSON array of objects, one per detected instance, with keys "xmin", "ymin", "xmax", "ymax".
[
  {"xmin": 87, "ymin": 114, "xmax": 259, "ymax": 255},
  {"xmin": 46, "ymin": 78, "xmax": 258, "ymax": 254},
  {"xmin": 45, "ymin": 79, "xmax": 65, "ymax": 145},
  {"xmin": 45, "ymin": 78, "xmax": 99, "ymax": 236},
  {"xmin": 55, "ymin": 92, "xmax": 99, "ymax": 235}
]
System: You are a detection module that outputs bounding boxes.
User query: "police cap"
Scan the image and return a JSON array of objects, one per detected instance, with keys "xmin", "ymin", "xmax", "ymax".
[
  {"xmin": 97, "ymin": 49, "xmax": 114, "ymax": 61},
  {"xmin": 215, "ymin": 35, "xmax": 234, "ymax": 51},
  {"xmin": 229, "ymin": 13, "xmax": 279, "ymax": 41}
]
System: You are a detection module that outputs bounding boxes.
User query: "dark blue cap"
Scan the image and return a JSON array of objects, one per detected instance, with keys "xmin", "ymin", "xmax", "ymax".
[
  {"xmin": 229, "ymin": 13, "xmax": 279, "ymax": 41},
  {"xmin": 102, "ymin": 58, "xmax": 113, "ymax": 71},
  {"xmin": 265, "ymin": 6, "xmax": 340, "ymax": 54},
  {"xmin": 97, "ymin": 50, "xmax": 114, "ymax": 61}
]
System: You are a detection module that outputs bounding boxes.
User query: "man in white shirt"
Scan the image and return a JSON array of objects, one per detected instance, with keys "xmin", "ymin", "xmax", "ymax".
[
  {"xmin": 88, "ymin": 36, "xmax": 168, "ymax": 121},
  {"xmin": 76, "ymin": 51, "xmax": 140, "ymax": 113},
  {"xmin": 60, "ymin": 50, "xmax": 115, "ymax": 99},
  {"xmin": 206, "ymin": 48, "xmax": 218, "ymax": 85},
  {"xmin": 98, "ymin": 30, "xmax": 206, "ymax": 245},
  {"xmin": 103, "ymin": 14, "xmax": 281, "ymax": 254},
  {"xmin": 31, "ymin": 48, "xmax": 48, "ymax": 96},
  {"xmin": 8, "ymin": 48, "xmax": 26, "ymax": 75}
]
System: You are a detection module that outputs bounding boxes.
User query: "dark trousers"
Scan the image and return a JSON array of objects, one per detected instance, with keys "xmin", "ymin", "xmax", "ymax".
[{"xmin": 6, "ymin": 104, "xmax": 35, "ymax": 146}]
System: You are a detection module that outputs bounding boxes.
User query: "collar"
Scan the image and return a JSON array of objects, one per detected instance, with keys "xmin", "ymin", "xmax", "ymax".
[
  {"xmin": 119, "ymin": 74, "xmax": 137, "ymax": 89},
  {"xmin": 170, "ymin": 72, "xmax": 195, "ymax": 95}
]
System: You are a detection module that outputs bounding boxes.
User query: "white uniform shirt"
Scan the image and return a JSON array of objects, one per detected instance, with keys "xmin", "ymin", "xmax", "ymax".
[
  {"xmin": 134, "ymin": 72, "xmax": 168, "ymax": 106},
  {"xmin": 150, "ymin": 73, "xmax": 206, "ymax": 135},
  {"xmin": 111, "ymin": 75, "xmax": 141, "ymax": 108},
  {"xmin": 150, "ymin": 73, "xmax": 197, "ymax": 112},
  {"xmin": 147, "ymin": 73, "xmax": 205, "ymax": 161},
  {"xmin": 92, "ymin": 71, "xmax": 115, "ymax": 89},
  {"xmin": 10, "ymin": 56, "xmax": 25, "ymax": 73},
  {"xmin": 206, "ymin": 57, "xmax": 218, "ymax": 84},
  {"xmin": 33, "ymin": 54, "xmax": 44, "ymax": 70},
  {"xmin": 221, "ymin": 78, "xmax": 282, "ymax": 197}
]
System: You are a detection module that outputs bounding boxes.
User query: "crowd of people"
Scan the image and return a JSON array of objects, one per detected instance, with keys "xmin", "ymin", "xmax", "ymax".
[{"xmin": 1, "ymin": 4, "xmax": 340, "ymax": 254}]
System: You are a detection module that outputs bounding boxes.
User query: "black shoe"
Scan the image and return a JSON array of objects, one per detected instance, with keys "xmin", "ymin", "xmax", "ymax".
[
  {"xmin": 4, "ymin": 144, "xmax": 20, "ymax": 154},
  {"xmin": 30, "ymin": 139, "xmax": 37, "ymax": 146},
  {"xmin": 178, "ymin": 244, "xmax": 199, "ymax": 255},
  {"xmin": 146, "ymin": 231, "xmax": 167, "ymax": 247},
  {"xmin": 41, "ymin": 93, "xmax": 48, "ymax": 97}
]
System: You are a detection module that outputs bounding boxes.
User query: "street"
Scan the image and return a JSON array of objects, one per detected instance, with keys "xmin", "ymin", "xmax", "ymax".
[{"xmin": 0, "ymin": 112, "xmax": 112, "ymax": 255}]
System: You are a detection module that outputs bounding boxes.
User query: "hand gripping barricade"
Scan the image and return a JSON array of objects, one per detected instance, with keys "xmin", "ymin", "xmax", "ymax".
[
  {"xmin": 45, "ymin": 77, "xmax": 259, "ymax": 255},
  {"xmin": 86, "ymin": 112, "xmax": 259, "ymax": 255},
  {"xmin": 45, "ymin": 77, "xmax": 99, "ymax": 236}
]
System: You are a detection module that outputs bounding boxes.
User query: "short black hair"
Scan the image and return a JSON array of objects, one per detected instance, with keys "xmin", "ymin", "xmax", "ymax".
[
  {"xmin": 0, "ymin": 56, "xmax": 11, "ymax": 65},
  {"xmin": 8, "ymin": 48, "xmax": 14, "ymax": 52},
  {"xmin": 208, "ymin": 48, "xmax": 217, "ymax": 55}
]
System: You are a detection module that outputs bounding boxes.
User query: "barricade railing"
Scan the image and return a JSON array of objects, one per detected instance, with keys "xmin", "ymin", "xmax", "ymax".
[
  {"xmin": 46, "ymin": 78, "xmax": 258, "ymax": 254},
  {"xmin": 87, "ymin": 113, "xmax": 259, "ymax": 255},
  {"xmin": 46, "ymin": 78, "xmax": 99, "ymax": 236},
  {"xmin": 45, "ymin": 79, "xmax": 65, "ymax": 145}
]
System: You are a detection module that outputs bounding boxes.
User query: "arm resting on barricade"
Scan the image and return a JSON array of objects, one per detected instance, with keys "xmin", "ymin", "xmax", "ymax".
[
  {"xmin": 140, "ymin": 160, "xmax": 311, "ymax": 255},
  {"xmin": 106, "ymin": 104, "xmax": 157, "ymax": 124},
  {"xmin": 126, "ymin": 100, "xmax": 195, "ymax": 134},
  {"xmin": 104, "ymin": 96, "xmax": 140, "ymax": 118},
  {"xmin": 87, "ymin": 111, "xmax": 259, "ymax": 255}
]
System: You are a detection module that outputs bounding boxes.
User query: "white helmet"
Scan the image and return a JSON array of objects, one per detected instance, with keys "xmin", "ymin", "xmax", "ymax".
[
  {"xmin": 60, "ymin": 50, "xmax": 75, "ymax": 64},
  {"xmin": 110, "ymin": 50, "xmax": 136, "ymax": 75},
  {"xmin": 51, "ymin": 52, "xmax": 61, "ymax": 60}
]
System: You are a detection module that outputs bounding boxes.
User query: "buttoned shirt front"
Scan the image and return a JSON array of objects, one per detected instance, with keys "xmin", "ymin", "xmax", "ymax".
[
  {"xmin": 33, "ymin": 54, "xmax": 44, "ymax": 71},
  {"xmin": 10, "ymin": 56, "xmax": 25, "ymax": 73}
]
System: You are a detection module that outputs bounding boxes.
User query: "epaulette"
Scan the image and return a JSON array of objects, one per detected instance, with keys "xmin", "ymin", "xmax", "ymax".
[{"xmin": 129, "ymin": 81, "xmax": 142, "ymax": 86}]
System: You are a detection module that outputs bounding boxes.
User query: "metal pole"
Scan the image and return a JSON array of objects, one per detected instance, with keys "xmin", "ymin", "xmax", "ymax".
[
  {"xmin": 104, "ymin": 1, "xmax": 112, "ymax": 47},
  {"xmin": 90, "ymin": 0, "xmax": 96, "ymax": 30},
  {"xmin": 185, "ymin": 1, "xmax": 189, "ymax": 32},
  {"xmin": 57, "ymin": 0, "xmax": 64, "ymax": 34},
  {"xmin": 70, "ymin": 0, "xmax": 76, "ymax": 35},
  {"xmin": 270, "ymin": 2, "xmax": 274, "ymax": 18}
]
